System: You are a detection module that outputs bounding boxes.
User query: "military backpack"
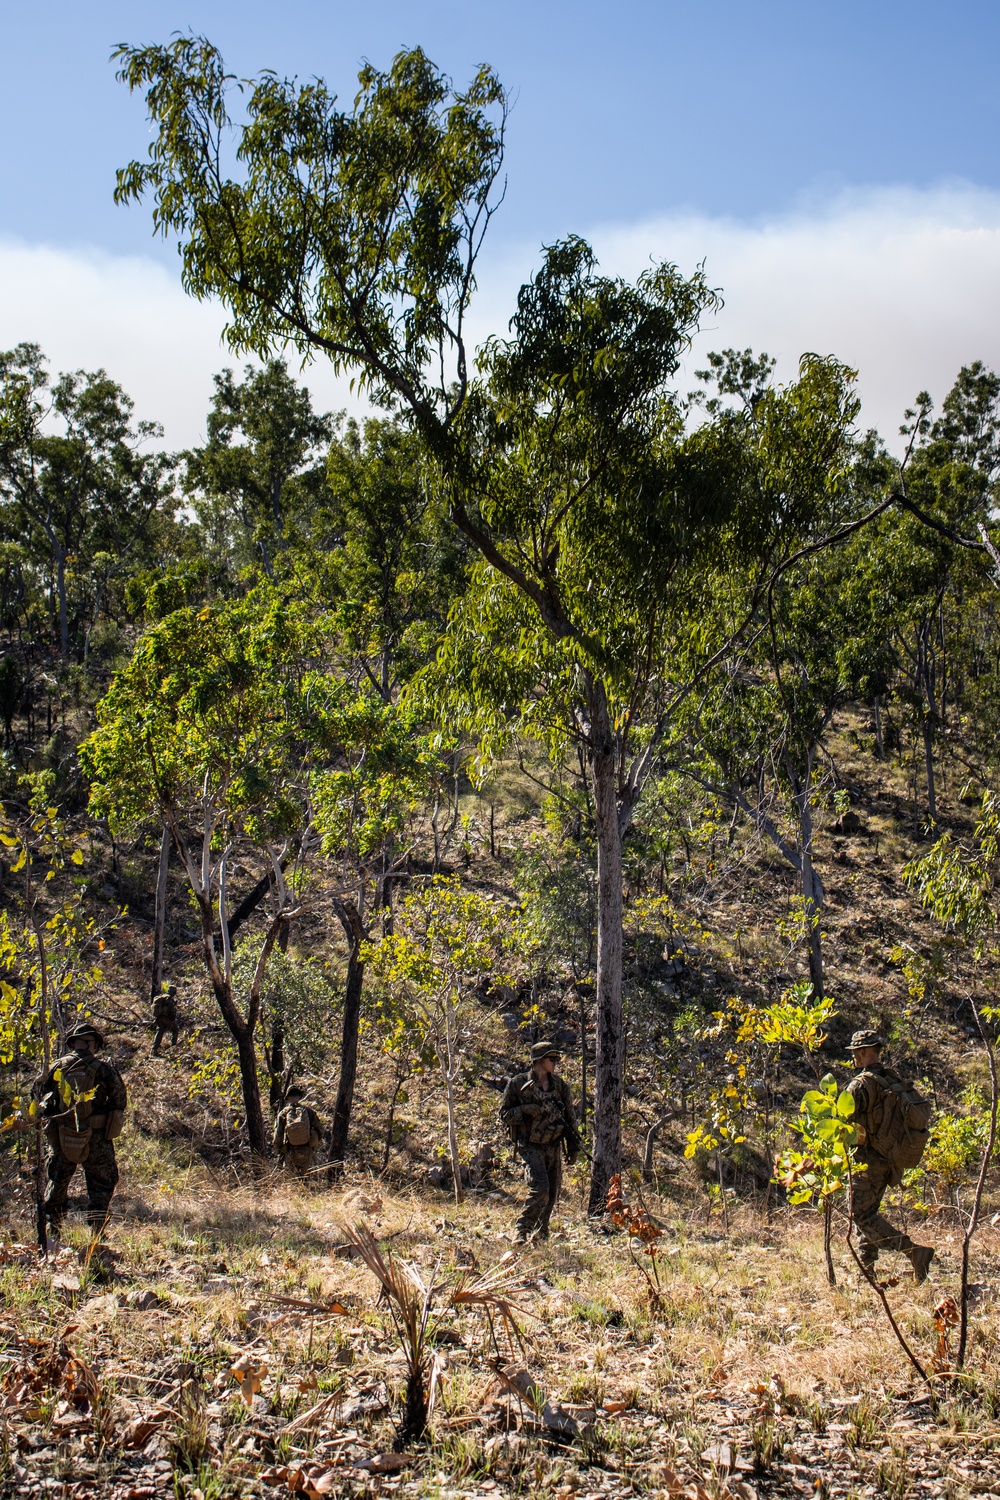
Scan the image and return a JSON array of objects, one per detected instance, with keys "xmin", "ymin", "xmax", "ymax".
[
  {"xmin": 284, "ymin": 1104, "xmax": 312, "ymax": 1147},
  {"xmin": 864, "ymin": 1069, "xmax": 933, "ymax": 1178}
]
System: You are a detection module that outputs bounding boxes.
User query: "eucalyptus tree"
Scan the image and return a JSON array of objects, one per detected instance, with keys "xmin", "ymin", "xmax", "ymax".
[
  {"xmin": 430, "ymin": 301, "xmax": 891, "ymax": 1202},
  {"xmin": 82, "ymin": 584, "xmax": 436, "ymax": 1160},
  {"xmin": 321, "ymin": 417, "xmax": 467, "ymax": 703},
  {"xmin": 880, "ymin": 365, "xmax": 1000, "ymax": 819},
  {"xmin": 0, "ymin": 344, "xmax": 172, "ymax": 663},
  {"xmin": 113, "ymin": 35, "xmax": 892, "ymax": 1208},
  {"xmin": 185, "ymin": 359, "xmax": 333, "ymax": 575}
]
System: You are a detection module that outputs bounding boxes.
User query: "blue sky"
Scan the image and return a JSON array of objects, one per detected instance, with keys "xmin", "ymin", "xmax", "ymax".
[
  {"xmin": 3, "ymin": 1, "xmax": 1000, "ymax": 443},
  {"xmin": 4, "ymin": 0, "xmax": 1000, "ymax": 254}
]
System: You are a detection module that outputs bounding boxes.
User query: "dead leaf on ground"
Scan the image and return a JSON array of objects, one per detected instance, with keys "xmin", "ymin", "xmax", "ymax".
[
  {"xmin": 355, "ymin": 1452, "xmax": 411, "ymax": 1474},
  {"xmin": 230, "ymin": 1351, "xmax": 267, "ymax": 1406},
  {"xmin": 281, "ymin": 1460, "xmax": 349, "ymax": 1495},
  {"xmin": 121, "ymin": 1408, "xmax": 172, "ymax": 1449}
]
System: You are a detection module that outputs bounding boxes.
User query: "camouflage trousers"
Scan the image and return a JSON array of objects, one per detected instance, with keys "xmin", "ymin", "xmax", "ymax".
[
  {"xmin": 281, "ymin": 1146, "xmax": 315, "ymax": 1180},
  {"xmin": 851, "ymin": 1159, "xmax": 913, "ymax": 1265},
  {"xmin": 152, "ymin": 1025, "xmax": 179, "ymax": 1054},
  {"xmin": 45, "ymin": 1129, "xmax": 119, "ymax": 1232},
  {"xmin": 515, "ymin": 1142, "xmax": 562, "ymax": 1239}
]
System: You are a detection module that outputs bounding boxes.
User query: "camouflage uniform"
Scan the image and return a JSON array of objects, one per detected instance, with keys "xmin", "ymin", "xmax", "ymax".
[
  {"xmin": 846, "ymin": 1030, "xmax": 933, "ymax": 1282},
  {"xmin": 273, "ymin": 1090, "xmax": 323, "ymax": 1178},
  {"xmin": 152, "ymin": 986, "xmax": 179, "ymax": 1055},
  {"xmin": 35, "ymin": 1027, "xmax": 127, "ymax": 1233},
  {"xmin": 501, "ymin": 1045, "xmax": 580, "ymax": 1241}
]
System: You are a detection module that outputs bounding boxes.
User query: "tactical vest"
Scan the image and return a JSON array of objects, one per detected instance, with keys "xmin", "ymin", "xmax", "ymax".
[
  {"xmin": 44, "ymin": 1053, "xmax": 102, "ymax": 1164},
  {"xmin": 507, "ymin": 1074, "xmax": 568, "ymax": 1147}
]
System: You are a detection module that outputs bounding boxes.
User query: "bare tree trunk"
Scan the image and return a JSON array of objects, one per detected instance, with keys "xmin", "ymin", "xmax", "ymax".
[
  {"xmin": 578, "ymin": 985, "xmax": 588, "ymax": 1127},
  {"xmin": 443, "ymin": 1006, "xmax": 464, "ymax": 1206},
  {"xmin": 234, "ymin": 1026, "xmax": 267, "ymax": 1159},
  {"xmin": 922, "ymin": 719, "xmax": 937, "ymax": 825},
  {"xmin": 588, "ymin": 703, "xmax": 625, "ymax": 1214},
  {"xmin": 149, "ymin": 825, "xmax": 170, "ymax": 1004},
  {"xmin": 786, "ymin": 750, "xmax": 824, "ymax": 1000},
  {"xmin": 55, "ymin": 546, "xmax": 69, "ymax": 663},
  {"xmin": 328, "ymin": 896, "xmax": 367, "ymax": 1170},
  {"xmin": 873, "ymin": 696, "xmax": 884, "ymax": 760}
]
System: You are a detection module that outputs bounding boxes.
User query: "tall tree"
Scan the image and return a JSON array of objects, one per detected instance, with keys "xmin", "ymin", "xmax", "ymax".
[
  {"xmin": 431, "ymin": 306, "xmax": 883, "ymax": 1204},
  {"xmin": 113, "ymin": 37, "xmax": 893, "ymax": 1208},
  {"xmin": 0, "ymin": 344, "xmax": 171, "ymax": 662},
  {"xmin": 185, "ymin": 360, "xmax": 333, "ymax": 575}
]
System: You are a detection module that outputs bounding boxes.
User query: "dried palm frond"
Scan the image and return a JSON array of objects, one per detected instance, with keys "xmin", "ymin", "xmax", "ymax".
[
  {"xmin": 342, "ymin": 1220, "xmax": 443, "ymax": 1444},
  {"xmin": 449, "ymin": 1262, "xmax": 538, "ymax": 1359}
]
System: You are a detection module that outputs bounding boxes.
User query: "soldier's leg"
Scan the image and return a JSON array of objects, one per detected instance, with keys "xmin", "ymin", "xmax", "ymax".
[
  {"xmin": 289, "ymin": 1147, "xmax": 313, "ymax": 1179},
  {"xmin": 515, "ymin": 1147, "xmax": 551, "ymax": 1239},
  {"xmin": 45, "ymin": 1149, "xmax": 76, "ymax": 1232},
  {"xmin": 538, "ymin": 1148, "xmax": 562, "ymax": 1237},
  {"xmin": 852, "ymin": 1166, "xmax": 912, "ymax": 1265},
  {"xmin": 82, "ymin": 1133, "xmax": 119, "ymax": 1232},
  {"xmin": 152, "ymin": 1027, "xmax": 165, "ymax": 1056}
]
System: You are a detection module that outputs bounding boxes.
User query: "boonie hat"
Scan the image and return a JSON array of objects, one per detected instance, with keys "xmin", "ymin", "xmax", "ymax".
[
  {"xmin": 65, "ymin": 1023, "xmax": 106, "ymax": 1051},
  {"xmin": 285, "ymin": 1083, "xmax": 307, "ymax": 1099},
  {"xmin": 530, "ymin": 1041, "xmax": 561, "ymax": 1062},
  {"xmin": 848, "ymin": 1029, "xmax": 884, "ymax": 1050}
]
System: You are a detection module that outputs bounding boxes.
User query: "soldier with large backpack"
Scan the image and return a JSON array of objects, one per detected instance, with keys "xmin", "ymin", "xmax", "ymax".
[
  {"xmin": 846, "ymin": 1030, "xmax": 934, "ymax": 1283},
  {"xmin": 501, "ymin": 1041, "xmax": 581, "ymax": 1243},
  {"xmin": 34, "ymin": 1024, "xmax": 128, "ymax": 1236},
  {"xmin": 152, "ymin": 984, "xmax": 180, "ymax": 1055},
  {"xmin": 273, "ymin": 1084, "xmax": 323, "ymax": 1178}
]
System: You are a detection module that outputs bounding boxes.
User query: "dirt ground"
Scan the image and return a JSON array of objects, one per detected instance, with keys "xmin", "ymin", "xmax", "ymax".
[{"xmin": 1, "ymin": 1151, "xmax": 998, "ymax": 1500}]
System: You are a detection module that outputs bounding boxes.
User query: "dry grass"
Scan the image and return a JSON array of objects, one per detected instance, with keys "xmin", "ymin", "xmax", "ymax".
[{"xmin": 1, "ymin": 1156, "xmax": 999, "ymax": 1499}]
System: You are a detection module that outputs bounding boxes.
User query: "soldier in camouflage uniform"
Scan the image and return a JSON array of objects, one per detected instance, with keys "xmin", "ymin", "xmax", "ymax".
[
  {"xmin": 152, "ymin": 984, "xmax": 180, "ymax": 1055},
  {"xmin": 847, "ymin": 1030, "xmax": 934, "ymax": 1283},
  {"xmin": 273, "ymin": 1084, "xmax": 324, "ymax": 1178},
  {"xmin": 35, "ymin": 1024, "xmax": 128, "ymax": 1234},
  {"xmin": 501, "ymin": 1041, "xmax": 581, "ymax": 1242}
]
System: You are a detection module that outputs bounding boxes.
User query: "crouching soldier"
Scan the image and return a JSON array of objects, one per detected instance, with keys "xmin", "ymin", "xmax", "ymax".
[
  {"xmin": 847, "ymin": 1030, "xmax": 935, "ymax": 1284},
  {"xmin": 273, "ymin": 1084, "xmax": 323, "ymax": 1178},
  {"xmin": 35, "ymin": 1024, "xmax": 127, "ymax": 1236},
  {"xmin": 501, "ymin": 1041, "xmax": 580, "ymax": 1243},
  {"xmin": 152, "ymin": 984, "xmax": 180, "ymax": 1055}
]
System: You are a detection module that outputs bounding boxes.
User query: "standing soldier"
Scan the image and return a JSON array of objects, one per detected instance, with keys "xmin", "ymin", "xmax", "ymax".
[
  {"xmin": 152, "ymin": 984, "xmax": 180, "ymax": 1055},
  {"xmin": 501, "ymin": 1041, "xmax": 581, "ymax": 1243},
  {"xmin": 35, "ymin": 1024, "xmax": 127, "ymax": 1236},
  {"xmin": 846, "ymin": 1030, "xmax": 934, "ymax": 1283},
  {"xmin": 273, "ymin": 1084, "xmax": 323, "ymax": 1178}
]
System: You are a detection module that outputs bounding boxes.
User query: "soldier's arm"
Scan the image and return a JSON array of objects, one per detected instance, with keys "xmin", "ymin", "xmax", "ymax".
[
  {"xmin": 273, "ymin": 1115, "xmax": 285, "ymax": 1151},
  {"xmin": 846, "ymin": 1074, "xmax": 874, "ymax": 1137},
  {"xmin": 102, "ymin": 1062, "xmax": 128, "ymax": 1114},
  {"xmin": 500, "ymin": 1077, "xmax": 532, "ymax": 1126},
  {"xmin": 559, "ymin": 1081, "xmax": 581, "ymax": 1147}
]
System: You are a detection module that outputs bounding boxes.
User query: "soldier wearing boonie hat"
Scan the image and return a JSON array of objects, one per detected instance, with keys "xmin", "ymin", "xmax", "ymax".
[
  {"xmin": 846, "ymin": 1029, "xmax": 934, "ymax": 1285},
  {"xmin": 273, "ymin": 1083, "xmax": 324, "ymax": 1180},
  {"xmin": 500, "ymin": 1041, "xmax": 581, "ymax": 1243},
  {"xmin": 34, "ymin": 1022, "xmax": 127, "ymax": 1235}
]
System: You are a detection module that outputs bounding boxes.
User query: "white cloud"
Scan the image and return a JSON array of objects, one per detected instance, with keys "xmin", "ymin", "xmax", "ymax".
[
  {"xmin": 4, "ymin": 183, "xmax": 1000, "ymax": 449},
  {"xmin": 0, "ymin": 239, "xmax": 359, "ymax": 448},
  {"xmin": 592, "ymin": 183, "xmax": 1000, "ymax": 444}
]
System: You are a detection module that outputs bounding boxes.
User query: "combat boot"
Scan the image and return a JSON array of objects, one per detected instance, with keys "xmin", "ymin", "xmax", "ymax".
[{"xmin": 909, "ymin": 1245, "xmax": 934, "ymax": 1284}]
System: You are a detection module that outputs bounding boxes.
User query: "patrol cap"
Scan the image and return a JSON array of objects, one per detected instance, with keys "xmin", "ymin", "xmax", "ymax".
[
  {"xmin": 849, "ymin": 1029, "xmax": 884, "ymax": 1051},
  {"xmin": 285, "ymin": 1083, "xmax": 307, "ymax": 1100},
  {"xmin": 65, "ymin": 1023, "xmax": 106, "ymax": 1051},
  {"xmin": 530, "ymin": 1041, "xmax": 561, "ymax": 1062}
]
